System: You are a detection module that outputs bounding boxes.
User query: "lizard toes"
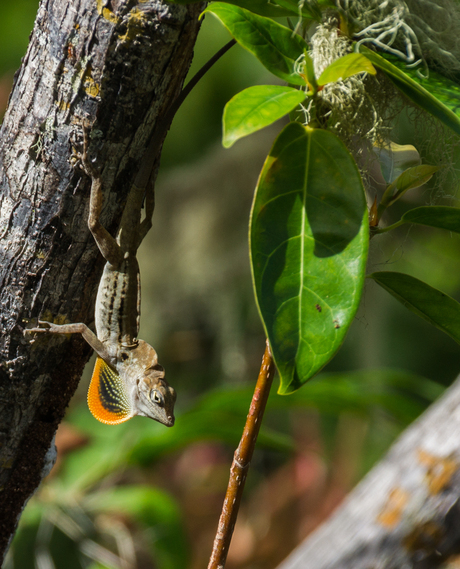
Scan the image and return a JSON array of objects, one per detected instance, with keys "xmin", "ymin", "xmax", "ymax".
[{"xmin": 25, "ymin": 321, "xmax": 51, "ymax": 335}]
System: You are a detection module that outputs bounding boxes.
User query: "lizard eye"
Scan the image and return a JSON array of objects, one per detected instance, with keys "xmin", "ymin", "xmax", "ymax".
[{"xmin": 150, "ymin": 389, "xmax": 164, "ymax": 407}]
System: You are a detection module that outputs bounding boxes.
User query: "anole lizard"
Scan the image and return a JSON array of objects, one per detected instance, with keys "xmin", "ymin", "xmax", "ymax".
[
  {"xmin": 29, "ymin": 126, "xmax": 176, "ymax": 426},
  {"xmin": 27, "ymin": 39, "xmax": 236, "ymax": 427}
]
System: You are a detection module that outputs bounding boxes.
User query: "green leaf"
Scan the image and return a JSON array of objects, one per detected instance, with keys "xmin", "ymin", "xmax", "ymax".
[
  {"xmin": 382, "ymin": 164, "xmax": 438, "ymax": 208},
  {"xmin": 317, "ymin": 53, "xmax": 376, "ymax": 86},
  {"xmin": 169, "ymin": 0, "xmax": 323, "ymax": 17},
  {"xmin": 203, "ymin": 3, "xmax": 308, "ymax": 85},
  {"xmin": 359, "ymin": 46, "xmax": 460, "ymax": 137},
  {"xmin": 402, "ymin": 205, "xmax": 460, "ymax": 233},
  {"xmin": 375, "ymin": 54, "xmax": 460, "ymax": 121},
  {"xmin": 393, "ymin": 164, "xmax": 438, "ymax": 192},
  {"xmin": 250, "ymin": 123, "xmax": 369, "ymax": 394},
  {"xmin": 166, "ymin": 0, "xmax": 293, "ymax": 14},
  {"xmin": 217, "ymin": 0, "xmax": 296, "ymax": 17},
  {"xmin": 223, "ymin": 85, "xmax": 305, "ymax": 147},
  {"xmin": 369, "ymin": 271, "xmax": 460, "ymax": 344},
  {"xmin": 303, "ymin": 51, "xmax": 318, "ymax": 93}
]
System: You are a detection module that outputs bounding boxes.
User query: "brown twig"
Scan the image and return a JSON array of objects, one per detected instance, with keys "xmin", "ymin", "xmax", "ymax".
[
  {"xmin": 207, "ymin": 339, "xmax": 276, "ymax": 569},
  {"xmin": 134, "ymin": 39, "xmax": 237, "ymax": 191}
]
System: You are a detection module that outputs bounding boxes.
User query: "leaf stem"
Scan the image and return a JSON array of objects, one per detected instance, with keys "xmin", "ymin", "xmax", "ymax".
[
  {"xmin": 207, "ymin": 340, "xmax": 275, "ymax": 569},
  {"xmin": 371, "ymin": 219, "xmax": 404, "ymax": 235}
]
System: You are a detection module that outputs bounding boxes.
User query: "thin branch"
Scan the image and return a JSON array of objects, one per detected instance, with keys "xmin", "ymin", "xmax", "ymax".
[
  {"xmin": 208, "ymin": 339, "xmax": 276, "ymax": 569},
  {"xmin": 171, "ymin": 38, "xmax": 237, "ymax": 123},
  {"xmin": 133, "ymin": 38, "xmax": 237, "ymax": 190}
]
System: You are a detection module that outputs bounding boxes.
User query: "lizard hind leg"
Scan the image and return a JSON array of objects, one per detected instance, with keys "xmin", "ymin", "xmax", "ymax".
[
  {"xmin": 88, "ymin": 357, "xmax": 135, "ymax": 425},
  {"xmin": 80, "ymin": 125, "xmax": 123, "ymax": 267}
]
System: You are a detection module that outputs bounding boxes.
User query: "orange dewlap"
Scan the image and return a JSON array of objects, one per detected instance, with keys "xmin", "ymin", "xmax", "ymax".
[{"xmin": 88, "ymin": 357, "xmax": 134, "ymax": 425}]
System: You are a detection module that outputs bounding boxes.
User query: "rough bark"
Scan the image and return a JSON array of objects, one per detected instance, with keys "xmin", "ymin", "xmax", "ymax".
[
  {"xmin": 0, "ymin": 0, "xmax": 203, "ymax": 558},
  {"xmin": 278, "ymin": 375, "xmax": 460, "ymax": 569}
]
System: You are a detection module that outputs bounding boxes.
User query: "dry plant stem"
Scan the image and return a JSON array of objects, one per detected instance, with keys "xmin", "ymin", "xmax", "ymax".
[{"xmin": 208, "ymin": 340, "xmax": 275, "ymax": 569}]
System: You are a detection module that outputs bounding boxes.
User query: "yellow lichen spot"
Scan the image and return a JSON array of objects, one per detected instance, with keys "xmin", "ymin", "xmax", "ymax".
[
  {"xmin": 96, "ymin": 0, "xmax": 118, "ymax": 24},
  {"xmin": 84, "ymin": 76, "xmax": 100, "ymax": 98},
  {"xmin": 118, "ymin": 8, "xmax": 148, "ymax": 44},
  {"xmin": 377, "ymin": 487, "xmax": 409, "ymax": 528},
  {"xmin": 103, "ymin": 7, "xmax": 118, "ymax": 23},
  {"xmin": 418, "ymin": 449, "xmax": 458, "ymax": 494},
  {"xmin": 57, "ymin": 100, "xmax": 70, "ymax": 111}
]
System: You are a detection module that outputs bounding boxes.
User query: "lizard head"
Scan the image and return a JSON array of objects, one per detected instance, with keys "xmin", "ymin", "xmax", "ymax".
[
  {"xmin": 121, "ymin": 340, "xmax": 176, "ymax": 427},
  {"xmin": 136, "ymin": 367, "xmax": 176, "ymax": 427},
  {"xmin": 88, "ymin": 341, "xmax": 176, "ymax": 427}
]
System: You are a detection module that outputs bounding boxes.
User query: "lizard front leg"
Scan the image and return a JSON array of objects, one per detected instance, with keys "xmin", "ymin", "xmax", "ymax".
[{"xmin": 28, "ymin": 321, "xmax": 113, "ymax": 365}]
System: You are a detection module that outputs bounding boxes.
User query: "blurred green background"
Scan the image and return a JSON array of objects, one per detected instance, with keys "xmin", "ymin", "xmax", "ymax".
[{"xmin": 2, "ymin": 2, "xmax": 460, "ymax": 568}]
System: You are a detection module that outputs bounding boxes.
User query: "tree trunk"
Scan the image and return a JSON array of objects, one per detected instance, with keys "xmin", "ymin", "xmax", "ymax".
[
  {"xmin": 0, "ymin": 0, "xmax": 203, "ymax": 558},
  {"xmin": 278, "ymin": 375, "xmax": 460, "ymax": 569}
]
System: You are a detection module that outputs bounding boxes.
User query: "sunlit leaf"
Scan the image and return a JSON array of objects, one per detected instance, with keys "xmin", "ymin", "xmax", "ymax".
[
  {"xmin": 250, "ymin": 123, "xmax": 369, "ymax": 394},
  {"xmin": 167, "ymin": 0, "xmax": 292, "ymax": 13},
  {"xmin": 360, "ymin": 46, "xmax": 460, "ymax": 137},
  {"xmin": 302, "ymin": 51, "xmax": 317, "ymax": 93},
  {"xmin": 216, "ymin": 0, "xmax": 323, "ymax": 17},
  {"xmin": 223, "ymin": 85, "xmax": 305, "ymax": 147},
  {"xmin": 402, "ymin": 205, "xmax": 460, "ymax": 233},
  {"xmin": 219, "ymin": 0, "xmax": 296, "ymax": 17},
  {"xmin": 203, "ymin": 3, "xmax": 307, "ymax": 85},
  {"xmin": 369, "ymin": 271, "xmax": 460, "ymax": 344},
  {"xmin": 317, "ymin": 53, "xmax": 376, "ymax": 86},
  {"xmin": 170, "ymin": 0, "xmax": 324, "ymax": 17}
]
